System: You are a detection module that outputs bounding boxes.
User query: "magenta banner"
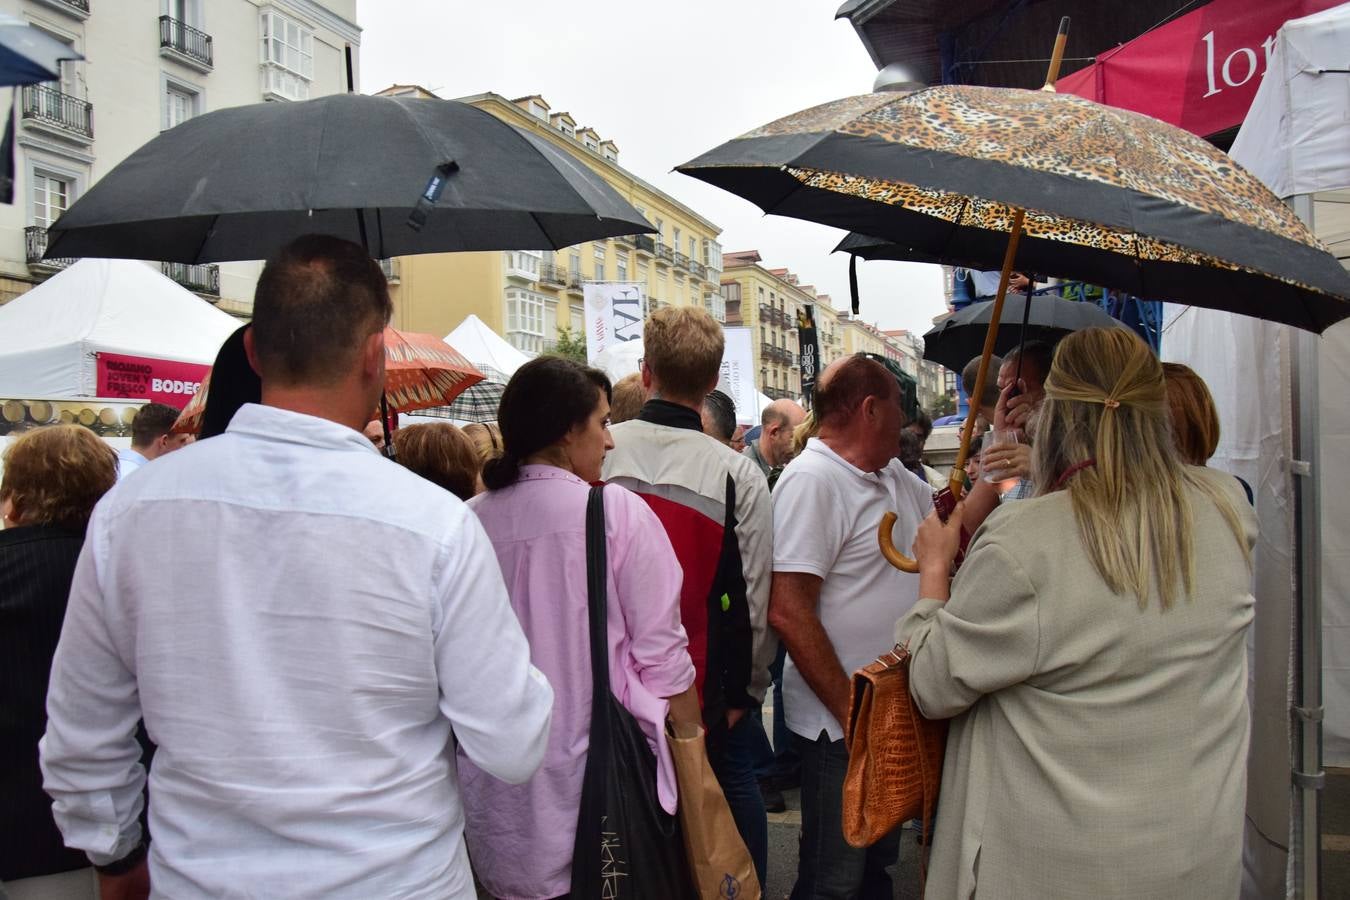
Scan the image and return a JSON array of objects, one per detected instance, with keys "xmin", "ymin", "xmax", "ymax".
[{"xmin": 96, "ymin": 352, "xmax": 208, "ymax": 409}]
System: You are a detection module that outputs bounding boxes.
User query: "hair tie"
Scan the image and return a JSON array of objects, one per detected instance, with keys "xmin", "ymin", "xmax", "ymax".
[{"xmin": 1102, "ymin": 398, "xmax": 1121, "ymax": 409}]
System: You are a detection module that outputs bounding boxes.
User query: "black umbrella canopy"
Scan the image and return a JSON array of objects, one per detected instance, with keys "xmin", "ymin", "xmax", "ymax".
[
  {"xmin": 921, "ymin": 294, "xmax": 1122, "ymax": 372},
  {"xmin": 45, "ymin": 93, "xmax": 654, "ymax": 263},
  {"xmin": 678, "ymin": 87, "xmax": 1350, "ymax": 333},
  {"xmin": 0, "ymin": 19, "xmax": 84, "ymax": 87}
]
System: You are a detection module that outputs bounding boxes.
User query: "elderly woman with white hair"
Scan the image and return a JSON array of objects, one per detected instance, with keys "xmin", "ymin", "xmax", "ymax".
[{"xmin": 899, "ymin": 327, "xmax": 1256, "ymax": 899}]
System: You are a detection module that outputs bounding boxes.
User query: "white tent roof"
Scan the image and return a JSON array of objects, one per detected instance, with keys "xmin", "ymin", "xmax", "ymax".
[
  {"xmin": 1229, "ymin": 3, "xmax": 1350, "ymax": 200},
  {"xmin": 0, "ymin": 259, "xmax": 240, "ymax": 399},
  {"xmin": 443, "ymin": 314, "xmax": 531, "ymax": 382}
]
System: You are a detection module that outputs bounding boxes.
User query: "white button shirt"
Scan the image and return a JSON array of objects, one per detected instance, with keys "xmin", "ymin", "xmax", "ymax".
[
  {"xmin": 773, "ymin": 438, "xmax": 933, "ymax": 742},
  {"xmin": 40, "ymin": 404, "xmax": 553, "ymax": 899}
]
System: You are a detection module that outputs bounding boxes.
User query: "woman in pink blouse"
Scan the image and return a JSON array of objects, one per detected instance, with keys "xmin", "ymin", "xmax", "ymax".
[{"xmin": 459, "ymin": 356, "xmax": 700, "ymax": 900}]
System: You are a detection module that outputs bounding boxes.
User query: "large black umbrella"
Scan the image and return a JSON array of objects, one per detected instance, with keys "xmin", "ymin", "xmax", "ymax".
[
  {"xmin": 921, "ymin": 294, "xmax": 1122, "ymax": 372},
  {"xmin": 44, "ymin": 92, "xmax": 653, "ymax": 263}
]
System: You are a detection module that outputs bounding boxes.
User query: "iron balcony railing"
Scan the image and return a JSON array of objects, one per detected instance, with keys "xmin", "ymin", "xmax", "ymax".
[
  {"xmin": 161, "ymin": 261, "xmax": 220, "ymax": 296},
  {"xmin": 567, "ymin": 271, "xmax": 584, "ymax": 290},
  {"xmin": 159, "ymin": 16, "xmax": 213, "ymax": 68},
  {"xmin": 687, "ymin": 259, "xmax": 706, "ymax": 280},
  {"xmin": 673, "ymin": 251, "xmax": 689, "ymax": 269},
  {"xmin": 43, "ymin": 0, "xmax": 89, "ymax": 15},
  {"xmin": 21, "ymin": 84, "xmax": 93, "ymax": 139},
  {"xmin": 632, "ymin": 234, "xmax": 656, "ymax": 254},
  {"xmin": 655, "ymin": 242, "xmax": 674, "ymax": 264},
  {"xmin": 24, "ymin": 226, "xmax": 75, "ymax": 270},
  {"xmin": 613, "ymin": 233, "xmax": 635, "ymax": 247},
  {"xmin": 539, "ymin": 262, "xmax": 568, "ymax": 286}
]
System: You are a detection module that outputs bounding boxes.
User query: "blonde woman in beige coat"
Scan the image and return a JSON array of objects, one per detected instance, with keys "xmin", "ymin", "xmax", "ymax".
[{"xmin": 897, "ymin": 328, "xmax": 1256, "ymax": 899}]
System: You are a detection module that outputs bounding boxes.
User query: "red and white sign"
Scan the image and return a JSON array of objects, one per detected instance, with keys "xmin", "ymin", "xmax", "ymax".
[
  {"xmin": 95, "ymin": 352, "xmax": 209, "ymax": 408},
  {"xmin": 1057, "ymin": 0, "xmax": 1343, "ymax": 137}
]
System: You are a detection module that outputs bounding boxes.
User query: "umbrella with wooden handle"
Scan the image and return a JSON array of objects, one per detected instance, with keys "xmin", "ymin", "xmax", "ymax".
[
  {"xmin": 878, "ymin": 209, "xmax": 1027, "ymax": 572},
  {"xmin": 878, "ymin": 17, "xmax": 1065, "ymax": 573}
]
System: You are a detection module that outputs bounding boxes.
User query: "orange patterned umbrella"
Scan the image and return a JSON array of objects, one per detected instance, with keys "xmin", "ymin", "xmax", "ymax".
[
  {"xmin": 173, "ymin": 328, "xmax": 484, "ymax": 434},
  {"xmin": 382, "ymin": 327, "xmax": 484, "ymax": 413}
]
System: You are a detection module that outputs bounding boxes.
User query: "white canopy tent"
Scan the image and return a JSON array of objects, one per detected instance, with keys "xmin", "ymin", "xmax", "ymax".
[
  {"xmin": 1162, "ymin": 6, "xmax": 1350, "ymax": 897},
  {"xmin": 0, "ymin": 259, "xmax": 240, "ymax": 399},
  {"xmin": 443, "ymin": 314, "xmax": 531, "ymax": 383}
]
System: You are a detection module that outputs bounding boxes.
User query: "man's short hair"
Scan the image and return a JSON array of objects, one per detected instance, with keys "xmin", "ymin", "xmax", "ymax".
[
  {"xmin": 814, "ymin": 354, "xmax": 896, "ymax": 428},
  {"xmin": 1002, "ymin": 340, "xmax": 1054, "ymax": 387},
  {"xmin": 131, "ymin": 402, "xmax": 182, "ymax": 447},
  {"xmin": 609, "ymin": 372, "xmax": 646, "ymax": 424},
  {"xmin": 703, "ymin": 390, "xmax": 736, "ymax": 441},
  {"xmin": 643, "ymin": 307, "xmax": 723, "ymax": 400},
  {"xmin": 251, "ymin": 234, "xmax": 393, "ymax": 387},
  {"xmin": 962, "ymin": 354, "xmax": 1003, "ymax": 409},
  {"xmin": 761, "ymin": 404, "xmax": 789, "ymax": 430},
  {"xmin": 908, "ymin": 407, "xmax": 933, "ymax": 442}
]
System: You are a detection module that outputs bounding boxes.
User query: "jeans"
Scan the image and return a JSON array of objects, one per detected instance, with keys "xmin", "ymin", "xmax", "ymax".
[
  {"xmin": 753, "ymin": 643, "xmax": 801, "ymax": 783},
  {"xmin": 790, "ymin": 730, "xmax": 901, "ymax": 900},
  {"xmin": 707, "ymin": 713, "xmax": 769, "ymax": 890}
]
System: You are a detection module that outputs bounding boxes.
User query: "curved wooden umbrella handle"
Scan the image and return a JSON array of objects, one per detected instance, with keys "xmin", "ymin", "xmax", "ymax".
[{"xmin": 878, "ymin": 511, "xmax": 920, "ymax": 573}]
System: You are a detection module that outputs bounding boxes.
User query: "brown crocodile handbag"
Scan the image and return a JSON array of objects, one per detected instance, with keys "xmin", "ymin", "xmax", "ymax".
[{"xmin": 841, "ymin": 642, "xmax": 947, "ymax": 849}]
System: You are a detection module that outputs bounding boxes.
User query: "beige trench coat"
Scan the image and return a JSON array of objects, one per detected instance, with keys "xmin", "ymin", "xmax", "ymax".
[{"xmin": 896, "ymin": 466, "xmax": 1256, "ymax": 899}]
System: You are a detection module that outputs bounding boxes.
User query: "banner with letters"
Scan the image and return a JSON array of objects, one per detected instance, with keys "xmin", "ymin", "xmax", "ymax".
[
  {"xmin": 717, "ymin": 327, "xmax": 758, "ymax": 427},
  {"xmin": 796, "ymin": 307, "xmax": 820, "ymax": 407},
  {"xmin": 95, "ymin": 352, "xmax": 208, "ymax": 409},
  {"xmin": 583, "ymin": 282, "xmax": 646, "ymax": 363}
]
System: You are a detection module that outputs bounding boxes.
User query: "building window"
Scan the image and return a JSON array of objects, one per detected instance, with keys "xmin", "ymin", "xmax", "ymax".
[
  {"xmin": 594, "ymin": 263, "xmax": 605, "ymax": 281},
  {"xmin": 615, "ymin": 253, "xmax": 628, "ymax": 281},
  {"xmin": 569, "ymin": 251, "xmax": 582, "ymax": 277},
  {"xmin": 32, "ymin": 171, "xmax": 72, "ymax": 228},
  {"xmin": 673, "ymin": 226, "xmax": 681, "ymax": 252},
  {"xmin": 162, "ymin": 79, "xmax": 200, "ymax": 130},
  {"xmin": 506, "ymin": 288, "xmax": 545, "ymax": 354},
  {"xmin": 260, "ymin": 8, "xmax": 313, "ymax": 101}
]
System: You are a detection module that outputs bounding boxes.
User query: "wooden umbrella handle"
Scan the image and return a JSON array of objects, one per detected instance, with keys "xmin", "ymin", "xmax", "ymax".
[
  {"xmin": 1042, "ymin": 17, "xmax": 1071, "ymax": 92},
  {"xmin": 878, "ymin": 209, "xmax": 1028, "ymax": 573}
]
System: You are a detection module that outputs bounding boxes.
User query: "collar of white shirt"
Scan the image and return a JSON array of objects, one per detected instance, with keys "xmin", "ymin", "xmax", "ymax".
[
  {"xmin": 226, "ymin": 403, "xmax": 381, "ymax": 454},
  {"xmin": 802, "ymin": 436, "xmax": 884, "ymax": 485}
]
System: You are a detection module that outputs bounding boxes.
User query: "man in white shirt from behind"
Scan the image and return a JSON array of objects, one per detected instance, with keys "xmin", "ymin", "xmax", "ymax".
[
  {"xmin": 116, "ymin": 402, "xmax": 191, "ymax": 479},
  {"xmin": 769, "ymin": 353, "xmax": 932, "ymax": 899},
  {"xmin": 40, "ymin": 235, "xmax": 553, "ymax": 900}
]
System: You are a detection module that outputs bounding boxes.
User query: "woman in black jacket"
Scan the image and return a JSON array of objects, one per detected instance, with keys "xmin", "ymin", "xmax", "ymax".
[{"xmin": 1, "ymin": 425, "xmax": 117, "ymax": 899}]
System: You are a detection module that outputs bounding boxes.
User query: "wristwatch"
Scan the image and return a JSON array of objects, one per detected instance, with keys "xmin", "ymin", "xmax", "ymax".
[{"xmin": 94, "ymin": 836, "xmax": 149, "ymax": 876}]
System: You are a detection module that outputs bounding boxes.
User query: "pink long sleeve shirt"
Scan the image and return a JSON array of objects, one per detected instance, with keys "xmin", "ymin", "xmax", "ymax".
[{"xmin": 459, "ymin": 466, "xmax": 695, "ymax": 900}]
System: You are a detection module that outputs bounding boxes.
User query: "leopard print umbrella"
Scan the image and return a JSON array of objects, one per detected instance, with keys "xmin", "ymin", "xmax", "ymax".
[{"xmin": 679, "ymin": 85, "xmax": 1350, "ymax": 333}]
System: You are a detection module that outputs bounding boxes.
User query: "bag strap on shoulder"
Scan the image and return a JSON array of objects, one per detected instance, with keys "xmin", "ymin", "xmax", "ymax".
[{"xmin": 585, "ymin": 484, "xmax": 610, "ymax": 703}]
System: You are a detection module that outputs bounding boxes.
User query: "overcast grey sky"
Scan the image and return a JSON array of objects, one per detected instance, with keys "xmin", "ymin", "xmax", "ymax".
[{"xmin": 355, "ymin": 0, "xmax": 948, "ymax": 337}]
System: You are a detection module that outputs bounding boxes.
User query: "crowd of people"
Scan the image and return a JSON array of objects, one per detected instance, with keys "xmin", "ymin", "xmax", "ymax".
[{"xmin": 0, "ymin": 234, "xmax": 1257, "ymax": 900}]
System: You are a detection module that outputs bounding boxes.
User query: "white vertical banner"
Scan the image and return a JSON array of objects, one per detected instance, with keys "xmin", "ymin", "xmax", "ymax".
[
  {"xmin": 584, "ymin": 282, "xmax": 646, "ymax": 363},
  {"xmin": 717, "ymin": 326, "xmax": 758, "ymax": 426}
]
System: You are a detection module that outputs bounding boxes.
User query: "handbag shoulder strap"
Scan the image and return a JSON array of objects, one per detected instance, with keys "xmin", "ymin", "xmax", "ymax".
[{"xmin": 585, "ymin": 484, "xmax": 610, "ymax": 701}]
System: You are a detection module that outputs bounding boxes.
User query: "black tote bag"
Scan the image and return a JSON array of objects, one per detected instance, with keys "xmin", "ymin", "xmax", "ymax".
[{"xmin": 571, "ymin": 485, "xmax": 693, "ymax": 899}]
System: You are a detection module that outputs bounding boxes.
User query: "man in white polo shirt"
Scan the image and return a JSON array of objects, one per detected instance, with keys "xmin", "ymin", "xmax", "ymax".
[{"xmin": 769, "ymin": 354, "xmax": 932, "ymax": 899}]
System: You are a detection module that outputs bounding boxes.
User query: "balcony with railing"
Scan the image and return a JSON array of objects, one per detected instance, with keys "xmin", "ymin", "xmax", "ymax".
[
  {"xmin": 687, "ymin": 259, "xmax": 706, "ymax": 281},
  {"xmin": 613, "ymin": 233, "xmax": 635, "ymax": 248},
  {"xmin": 655, "ymin": 242, "xmax": 674, "ymax": 266},
  {"xmin": 21, "ymin": 84, "xmax": 93, "ymax": 142},
  {"xmin": 161, "ymin": 261, "xmax": 220, "ymax": 296},
  {"xmin": 159, "ymin": 16, "xmax": 213, "ymax": 72},
  {"xmin": 673, "ymin": 251, "xmax": 689, "ymax": 270},
  {"xmin": 632, "ymin": 234, "xmax": 656, "ymax": 255},
  {"xmin": 538, "ymin": 262, "xmax": 568, "ymax": 287},
  {"xmin": 24, "ymin": 226, "xmax": 75, "ymax": 273},
  {"xmin": 566, "ymin": 271, "xmax": 584, "ymax": 292},
  {"xmin": 33, "ymin": 0, "xmax": 89, "ymax": 19}
]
